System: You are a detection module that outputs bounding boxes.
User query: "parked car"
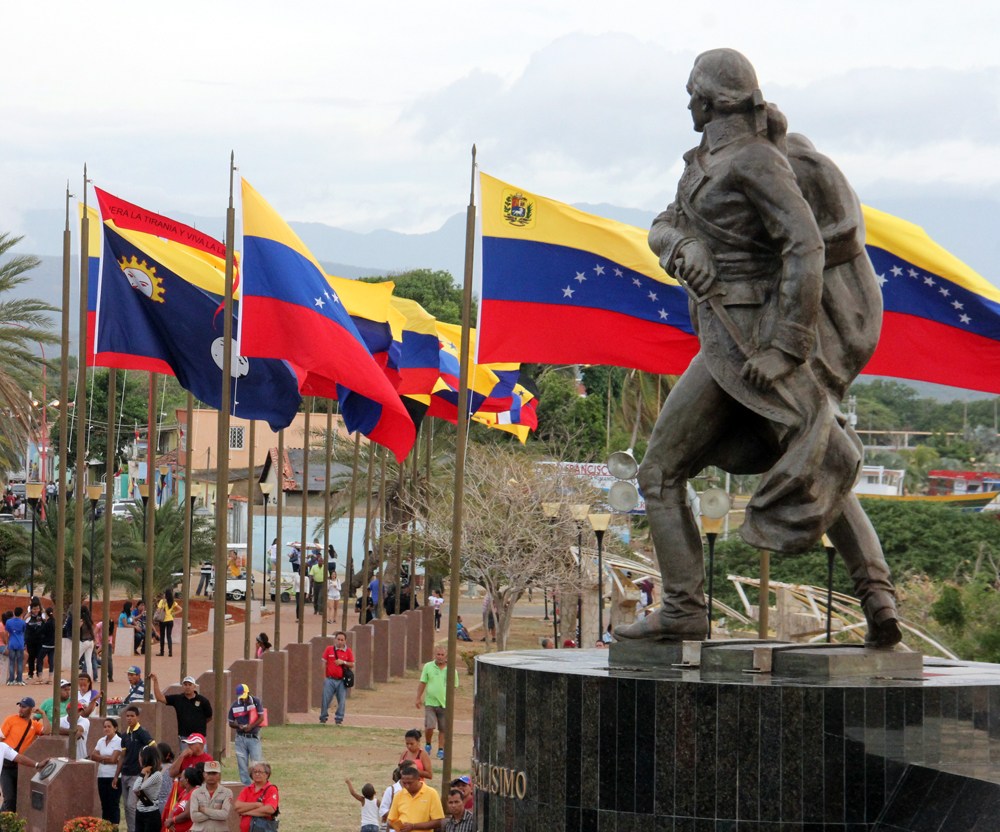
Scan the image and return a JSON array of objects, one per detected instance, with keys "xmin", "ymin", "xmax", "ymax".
[{"xmin": 111, "ymin": 501, "xmax": 137, "ymax": 520}]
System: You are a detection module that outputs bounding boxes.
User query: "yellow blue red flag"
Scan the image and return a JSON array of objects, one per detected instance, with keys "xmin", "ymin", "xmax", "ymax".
[{"xmin": 239, "ymin": 179, "xmax": 415, "ymax": 461}]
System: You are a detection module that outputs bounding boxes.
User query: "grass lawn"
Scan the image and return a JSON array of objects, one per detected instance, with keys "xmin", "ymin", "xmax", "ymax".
[{"xmin": 215, "ymin": 615, "xmax": 555, "ymax": 830}]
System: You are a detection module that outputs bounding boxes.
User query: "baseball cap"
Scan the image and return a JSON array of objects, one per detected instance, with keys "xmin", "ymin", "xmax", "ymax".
[
  {"xmin": 203, "ymin": 760, "xmax": 221, "ymax": 773},
  {"xmin": 183, "ymin": 733, "xmax": 206, "ymax": 745},
  {"xmin": 235, "ymin": 684, "xmax": 250, "ymax": 699},
  {"xmin": 59, "ymin": 679, "xmax": 71, "ymax": 687},
  {"xmin": 181, "ymin": 676, "xmax": 198, "ymax": 685},
  {"xmin": 458, "ymin": 775, "xmax": 471, "ymax": 784},
  {"xmin": 17, "ymin": 697, "xmax": 35, "ymax": 708},
  {"xmin": 127, "ymin": 665, "xmax": 142, "ymax": 676}
]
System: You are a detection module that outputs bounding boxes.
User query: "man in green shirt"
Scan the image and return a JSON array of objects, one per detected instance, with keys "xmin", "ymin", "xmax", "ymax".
[
  {"xmin": 415, "ymin": 648, "xmax": 458, "ymax": 760},
  {"xmin": 309, "ymin": 559, "xmax": 326, "ymax": 615},
  {"xmin": 39, "ymin": 679, "xmax": 71, "ymax": 723}
]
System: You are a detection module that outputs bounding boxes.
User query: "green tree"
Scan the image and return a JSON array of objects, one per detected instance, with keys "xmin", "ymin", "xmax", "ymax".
[
  {"xmin": 361, "ymin": 269, "xmax": 472, "ymax": 325},
  {"xmin": 0, "ymin": 233, "xmax": 58, "ymax": 472},
  {"xmin": 533, "ymin": 369, "xmax": 604, "ymax": 459}
]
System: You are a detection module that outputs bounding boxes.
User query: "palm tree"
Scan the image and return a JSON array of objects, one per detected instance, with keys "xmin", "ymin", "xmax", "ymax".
[
  {"xmin": 5, "ymin": 499, "xmax": 141, "ymax": 603},
  {"xmin": 115, "ymin": 498, "xmax": 215, "ymax": 595},
  {"xmin": 0, "ymin": 232, "xmax": 58, "ymax": 472},
  {"xmin": 6, "ymin": 497, "xmax": 214, "ymax": 603}
]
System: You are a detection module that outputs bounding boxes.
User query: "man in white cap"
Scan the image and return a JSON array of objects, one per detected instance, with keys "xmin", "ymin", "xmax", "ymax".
[
  {"xmin": 227, "ymin": 683, "xmax": 264, "ymax": 785},
  {"xmin": 151, "ymin": 672, "xmax": 213, "ymax": 748}
]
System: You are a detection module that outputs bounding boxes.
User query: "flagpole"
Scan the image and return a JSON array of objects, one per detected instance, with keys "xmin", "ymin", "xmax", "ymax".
[
  {"xmin": 100, "ymin": 367, "xmax": 117, "ymax": 715},
  {"xmin": 274, "ymin": 428, "xmax": 284, "ymax": 648},
  {"xmin": 52, "ymin": 183, "xmax": 72, "ymax": 725},
  {"xmin": 393, "ymin": 458, "xmax": 403, "ymax": 612},
  {"xmin": 245, "ymin": 419, "xmax": 256, "ymax": 659},
  {"xmin": 360, "ymin": 440, "xmax": 375, "ymax": 624},
  {"xmin": 442, "ymin": 144, "xmax": 477, "ymax": 789},
  {"xmin": 423, "ymin": 420, "xmax": 432, "ymax": 607},
  {"xmin": 376, "ymin": 449, "xmax": 388, "ymax": 620},
  {"xmin": 143, "ymin": 371, "xmax": 157, "ymax": 683},
  {"xmin": 343, "ymin": 432, "xmax": 360, "ymax": 632},
  {"xmin": 212, "ymin": 152, "xmax": 236, "ymax": 759},
  {"xmin": 69, "ymin": 165, "xmax": 91, "ymax": 759},
  {"xmin": 322, "ymin": 399, "xmax": 333, "ymax": 638},
  {"xmin": 408, "ymin": 426, "xmax": 419, "ymax": 608},
  {"xmin": 298, "ymin": 398, "xmax": 311, "ymax": 643},
  {"xmin": 180, "ymin": 390, "xmax": 194, "ymax": 679}
]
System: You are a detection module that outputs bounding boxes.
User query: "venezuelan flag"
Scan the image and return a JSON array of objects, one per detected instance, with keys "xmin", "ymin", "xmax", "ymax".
[
  {"xmin": 478, "ymin": 171, "xmax": 697, "ymax": 373},
  {"xmin": 90, "ymin": 188, "xmax": 301, "ymax": 431},
  {"xmin": 388, "ymin": 296, "xmax": 441, "ymax": 395},
  {"xmin": 240, "ymin": 179, "xmax": 415, "ymax": 461},
  {"xmin": 862, "ymin": 207, "xmax": 1000, "ymax": 394}
]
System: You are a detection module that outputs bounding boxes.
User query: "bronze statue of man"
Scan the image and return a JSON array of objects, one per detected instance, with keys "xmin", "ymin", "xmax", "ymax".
[{"xmin": 615, "ymin": 48, "xmax": 900, "ymax": 648}]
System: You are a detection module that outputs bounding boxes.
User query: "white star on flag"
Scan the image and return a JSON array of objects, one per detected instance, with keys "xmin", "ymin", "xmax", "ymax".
[
  {"xmin": 891, "ymin": 265, "xmax": 903, "ymax": 277},
  {"xmin": 923, "ymin": 276, "xmax": 935, "ymax": 286},
  {"xmin": 574, "ymin": 272, "xmax": 587, "ymax": 283},
  {"xmin": 632, "ymin": 278, "xmax": 641, "ymax": 287},
  {"xmin": 648, "ymin": 291, "xmax": 658, "ymax": 302},
  {"xmin": 953, "ymin": 301, "xmax": 964, "ymax": 310},
  {"xmin": 614, "ymin": 268, "xmax": 623, "ymax": 277},
  {"xmin": 909, "ymin": 268, "xmax": 919, "ymax": 278},
  {"xmin": 562, "ymin": 286, "xmax": 575, "ymax": 298},
  {"xmin": 939, "ymin": 287, "xmax": 950, "ymax": 296},
  {"xmin": 960, "ymin": 314, "xmax": 971, "ymax": 324},
  {"xmin": 594, "ymin": 264, "xmax": 605, "ymax": 276},
  {"xmin": 314, "ymin": 297, "xmax": 325, "ymax": 308},
  {"xmin": 658, "ymin": 309, "xmax": 669, "ymax": 319},
  {"xmin": 876, "ymin": 273, "xmax": 887, "ymax": 287}
]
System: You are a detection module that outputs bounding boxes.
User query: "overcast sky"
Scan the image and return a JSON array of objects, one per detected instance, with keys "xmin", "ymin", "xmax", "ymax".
[{"xmin": 4, "ymin": 1, "xmax": 1000, "ymax": 270}]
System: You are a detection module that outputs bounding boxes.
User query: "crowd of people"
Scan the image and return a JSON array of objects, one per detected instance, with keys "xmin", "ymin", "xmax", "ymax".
[
  {"xmin": 0, "ymin": 576, "xmax": 493, "ymax": 829},
  {"xmin": 0, "ymin": 672, "xmax": 275, "ymax": 832}
]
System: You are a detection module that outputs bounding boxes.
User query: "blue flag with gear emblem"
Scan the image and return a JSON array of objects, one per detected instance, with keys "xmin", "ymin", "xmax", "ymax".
[{"xmin": 92, "ymin": 188, "xmax": 301, "ymax": 431}]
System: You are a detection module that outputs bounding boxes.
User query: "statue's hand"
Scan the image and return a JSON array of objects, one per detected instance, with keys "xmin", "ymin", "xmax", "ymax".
[
  {"xmin": 674, "ymin": 239, "xmax": 716, "ymax": 295},
  {"xmin": 741, "ymin": 348, "xmax": 797, "ymax": 391}
]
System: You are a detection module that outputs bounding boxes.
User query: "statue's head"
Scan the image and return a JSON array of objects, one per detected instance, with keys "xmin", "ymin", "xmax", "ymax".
[{"xmin": 687, "ymin": 48, "xmax": 765, "ymax": 132}]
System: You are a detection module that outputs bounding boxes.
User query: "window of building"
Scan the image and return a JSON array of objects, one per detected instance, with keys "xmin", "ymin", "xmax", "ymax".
[{"xmin": 229, "ymin": 426, "xmax": 246, "ymax": 451}]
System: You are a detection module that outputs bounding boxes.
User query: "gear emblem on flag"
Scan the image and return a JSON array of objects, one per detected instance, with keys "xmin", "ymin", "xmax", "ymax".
[{"xmin": 117, "ymin": 256, "xmax": 166, "ymax": 303}]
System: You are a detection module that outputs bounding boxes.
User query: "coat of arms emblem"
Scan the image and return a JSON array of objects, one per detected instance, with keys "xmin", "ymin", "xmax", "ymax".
[{"xmin": 502, "ymin": 190, "xmax": 535, "ymax": 228}]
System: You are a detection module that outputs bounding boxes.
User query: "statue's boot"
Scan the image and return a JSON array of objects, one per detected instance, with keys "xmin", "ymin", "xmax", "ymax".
[
  {"xmin": 827, "ymin": 495, "xmax": 902, "ymax": 650},
  {"xmin": 615, "ymin": 609, "xmax": 708, "ymax": 641}
]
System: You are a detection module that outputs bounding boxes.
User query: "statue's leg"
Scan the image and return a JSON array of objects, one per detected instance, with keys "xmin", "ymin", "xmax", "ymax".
[
  {"xmin": 826, "ymin": 494, "xmax": 901, "ymax": 648},
  {"xmin": 616, "ymin": 360, "xmax": 735, "ymax": 641}
]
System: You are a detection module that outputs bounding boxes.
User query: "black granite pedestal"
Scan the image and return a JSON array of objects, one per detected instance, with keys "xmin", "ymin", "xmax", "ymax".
[{"xmin": 473, "ymin": 648, "xmax": 1000, "ymax": 831}]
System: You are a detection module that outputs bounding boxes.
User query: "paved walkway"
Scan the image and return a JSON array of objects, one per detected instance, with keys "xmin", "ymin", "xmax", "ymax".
[{"xmin": 0, "ymin": 593, "xmax": 488, "ymax": 733}]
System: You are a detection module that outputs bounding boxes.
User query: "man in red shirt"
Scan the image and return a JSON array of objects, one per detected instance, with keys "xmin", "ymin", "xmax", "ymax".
[{"xmin": 319, "ymin": 631, "xmax": 354, "ymax": 725}]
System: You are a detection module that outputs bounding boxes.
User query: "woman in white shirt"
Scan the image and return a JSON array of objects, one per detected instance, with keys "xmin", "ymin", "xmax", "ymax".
[
  {"xmin": 327, "ymin": 569, "xmax": 342, "ymax": 623},
  {"xmin": 92, "ymin": 717, "xmax": 123, "ymax": 825}
]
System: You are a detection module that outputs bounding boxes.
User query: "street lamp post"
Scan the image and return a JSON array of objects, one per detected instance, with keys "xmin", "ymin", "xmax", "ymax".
[
  {"xmin": 25, "ymin": 482, "xmax": 43, "ymax": 599},
  {"xmin": 541, "ymin": 502, "xmax": 561, "ymax": 647},
  {"xmin": 138, "ymin": 483, "xmax": 150, "ymax": 596},
  {"xmin": 158, "ymin": 464, "xmax": 169, "ymax": 508},
  {"xmin": 87, "ymin": 484, "xmax": 103, "ymax": 609},
  {"xmin": 822, "ymin": 534, "xmax": 837, "ymax": 643},
  {"xmin": 588, "ymin": 512, "xmax": 611, "ymax": 644},
  {"xmin": 569, "ymin": 503, "xmax": 590, "ymax": 648},
  {"xmin": 260, "ymin": 481, "xmax": 273, "ymax": 610}
]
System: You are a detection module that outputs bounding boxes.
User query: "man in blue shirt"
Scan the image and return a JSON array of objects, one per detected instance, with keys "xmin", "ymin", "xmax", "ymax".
[{"xmin": 5, "ymin": 608, "xmax": 26, "ymax": 685}]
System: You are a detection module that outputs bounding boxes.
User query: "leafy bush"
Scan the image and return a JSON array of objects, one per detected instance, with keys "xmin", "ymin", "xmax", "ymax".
[{"xmin": 0, "ymin": 812, "xmax": 25, "ymax": 832}]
